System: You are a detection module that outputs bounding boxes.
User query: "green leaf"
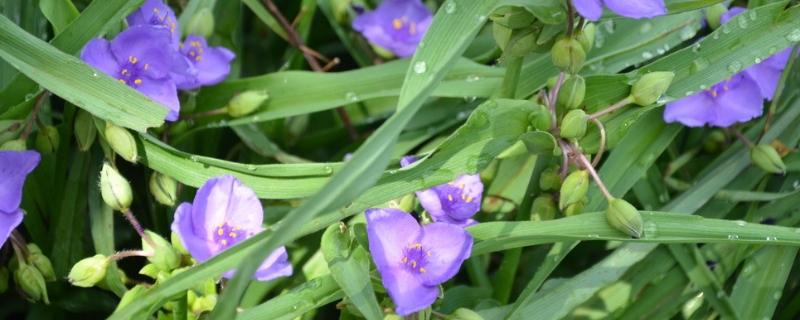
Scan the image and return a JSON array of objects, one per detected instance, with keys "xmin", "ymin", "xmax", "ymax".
[
  {"xmin": 321, "ymin": 224, "xmax": 382, "ymax": 320},
  {"xmin": 38, "ymin": 0, "xmax": 79, "ymax": 34},
  {"xmin": 236, "ymin": 275, "xmax": 345, "ymax": 320}
]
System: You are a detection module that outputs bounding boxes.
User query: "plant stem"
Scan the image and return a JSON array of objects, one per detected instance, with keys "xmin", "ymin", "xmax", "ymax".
[
  {"xmin": 567, "ymin": 142, "xmax": 613, "ymax": 200},
  {"xmin": 549, "ymin": 72, "xmax": 566, "ymax": 130},
  {"xmin": 123, "ymin": 209, "xmax": 157, "ymax": 249},
  {"xmin": 108, "ymin": 250, "xmax": 153, "ymax": 262},
  {"xmin": 729, "ymin": 125, "xmax": 754, "ymax": 148},
  {"xmin": 591, "ymin": 118, "xmax": 606, "ymax": 167},
  {"xmin": 587, "ymin": 95, "xmax": 634, "ymax": 121},
  {"xmin": 180, "ymin": 107, "xmax": 226, "ymax": 120},
  {"xmin": 21, "ymin": 91, "xmax": 48, "ymax": 140},
  {"xmin": 498, "ymin": 57, "xmax": 523, "ymax": 99},
  {"xmin": 565, "ymin": 0, "xmax": 574, "ymax": 37}
]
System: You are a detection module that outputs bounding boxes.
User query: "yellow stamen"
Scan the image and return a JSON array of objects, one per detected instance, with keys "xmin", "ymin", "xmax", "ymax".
[
  {"xmin": 134, "ymin": 79, "xmax": 142, "ymax": 85},
  {"xmin": 711, "ymin": 91, "xmax": 718, "ymax": 98},
  {"xmin": 408, "ymin": 243, "xmax": 422, "ymax": 249},
  {"xmin": 426, "ymin": 251, "xmax": 431, "ymax": 256},
  {"xmin": 128, "ymin": 56, "xmax": 138, "ymax": 64},
  {"xmin": 419, "ymin": 268, "xmax": 427, "ymax": 273},
  {"xmin": 221, "ymin": 239, "xmax": 228, "ymax": 245},
  {"xmin": 403, "ymin": 257, "xmax": 408, "ymax": 263},
  {"xmin": 461, "ymin": 193, "xmax": 466, "ymax": 200},
  {"xmin": 409, "ymin": 22, "xmax": 416, "ymax": 35},
  {"xmin": 144, "ymin": 63, "xmax": 149, "ymax": 70},
  {"xmin": 448, "ymin": 195, "xmax": 453, "ymax": 201},
  {"xmin": 189, "ymin": 51, "xmax": 195, "ymax": 56},
  {"xmin": 119, "ymin": 79, "xmax": 126, "ymax": 84},
  {"xmin": 412, "ymin": 261, "xmax": 417, "ymax": 268},
  {"xmin": 229, "ymin": 232, "xmax": 236, "ymax": 238},
  {"xmin": 236, "ymin": 226, "xmax": 242, "ymax": 230},
  {"xmin": 459, "ymin": 183, "xmax": 465, "ymax": 188},
  {"xmin": 196, "ymin": 56, "xmax": 202, "ymax": 61},
  {"xmin": 218, "ymin": 228, "xmax": 224, "ymax": 235},
  {"xmin": 393, "ymin": 18, "xmax": 402, "ymax": 29},
  {"xmin": 121, "ymin": 69, "xmax": 128, "ymax": 75},
  {"xmin": 466, "ymin": 197, "xmax": 473, "ymax": 203},
  {"xmin": 153, "ymin": 8, "xmax": 160, "ymax": 14},
  {"xmin": 448, "ymin": 182, "xmax": 454, "ymax": 186},
  {"xmin": 723, "ymin": 86, "xmax": 729, "ymax": 91}
]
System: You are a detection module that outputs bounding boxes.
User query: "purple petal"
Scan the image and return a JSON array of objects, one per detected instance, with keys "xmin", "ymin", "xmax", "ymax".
[
  {"xmin": 417, "ymin": 174, "xmax": 482, "ymax": 222},
  {"xmin": 416, "ymin": 223, "xmax": 472, "ymax": 286},
  {"xmin": 400, "ymin": 156, "xmax": 419, "ymax": 167},
  {"xmin": 171, "ymin": 202, "xmax": 215, "ymax": 262},
  {"xmin": 191, "ymin": 175, "xmax": 264, "ymax": 241},
  {"xmin": 222, "ymin": 246, "xmax": 293, "ymax": 281},
  {"xmin": 0, "ymin": 210, "xmax": 23, "ymax": 249},
  {"xmin": 744, "ymin": 47, "xmax": 791, "ymax": 100},
  {"xmin": 415, "ymin": 188, "xmax": 444, "ymax": 218},
  {"xmin": 711, "ymin": 75, "xmax": 763, "ymax": 127},
  {"xmin": 111, "ymin": 26, "xmax": 174, "ymax": 79},
  {"xmin": 366, "ymin": 208, "xmax": 420, "ymax": 272},
  {"xmin": 80, "ymin": 39, "xmax": 120, "ymax": 76},
  {"xmin": 185, "ymin": 35, "xmax": 235, "ymax": 87},
  {"xmin": 719, "ymin": 7, "xmax": 747, "ymax": 26},
  {"xmin": 126, "ymin": 0, "xmax": 181, "ymax": 47},
  {"xmin": 134, "ymin": 76, "xmax": 180, "ymax": 121},
  {"xmin": 663, "ymin": 92, "xmax": 716, "ymax": 127},
  {"xmin": 573, "ymin": 0, "xmax": 604, "ymax": 21},
  {"xmin": 0, "ymin": 150, "xmax": 40, "ymax": 213},
  {"xmin": 604, "ymin": 0, "xmax": 667, "ymax": 19},
  {"xmin": 384, "ymin": 266, "xmax": 438, "ymax": 316},
  {"xmin": 351, "ymin": 0, "xmax": 432, "ymax": 58}
]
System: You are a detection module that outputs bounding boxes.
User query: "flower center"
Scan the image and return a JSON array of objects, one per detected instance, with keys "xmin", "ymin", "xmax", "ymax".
[
  {"xmin": 117, "ymin": 56, "xmax": 148, "ymax": 88},
  {"xmin": 182, "ymin": 40, "xmax": 205, "ymax": 62},
  {"xmin": 705, "ymin": 77, "xmax": 732, "ymax": 99},
  {"xmin": 149, "ymin": 7, "xmax": 177, "ymax": 35},
  {"xmin": 402, "ymin": 243, "xmax": 431, "ymax": 274},
  {"xmin": 390, "ymin": 15, "xmax": 417, "ymax": 36},
  {"xmin": 213, "ymin": 220, "xmax": 243, "ymax": 249},
  {"xmin": 440, "ymin": 182, "xmax": 478, "ymax": 213}
]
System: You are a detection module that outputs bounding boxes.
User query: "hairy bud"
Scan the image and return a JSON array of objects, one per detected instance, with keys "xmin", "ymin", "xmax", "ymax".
[
  {"xmin": 100, "ymin": 162, "xmax": 133, "ymax": 211},
  {"xmin": 68, "ymin": 254, "xmax": 109, "ymax": 288}
]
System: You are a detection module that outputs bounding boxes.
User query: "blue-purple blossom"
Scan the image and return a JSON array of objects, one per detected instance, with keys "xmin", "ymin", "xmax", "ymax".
[
  {"xmin": 0, "ymin": 150, "xmax": 40, "ymax": 247},
  {"xmin": 126, "ymin": 0, "xmax": 181, "ymax": 47},
  {"xmin": 352, "ymin": 0, "xmax": 433, "ymax": 58},
  {"xmin": 401, "ymin": 156, "xmax": 482, "ymax": 227},
  {"xmin": 171, "ymin": 175, "xmax": 292, "ymax": 281},
  {"xmin": 722, "ymin": 7, "xmax": 791, "ymax": 101},
  {"xmin": 171, "ymin": 35, "xmax": 235, "ymax": 90},
  {"xmin": 664, "ymin": 74, "xmax": 762, "ymax": 127},
  {"xmin": 81, "ymin": 26, "xmax": 181, "ymax": 121},
  {"xmin": 366, "ymin": 208, "xmax": 472, "ymax": 316},
  {"xmin": 573, "ymin": 0, "xmax": 667, "ymax": 21}
]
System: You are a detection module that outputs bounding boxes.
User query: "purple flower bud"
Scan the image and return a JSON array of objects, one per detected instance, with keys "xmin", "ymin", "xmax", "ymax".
[
  {"xmin": 0, "ymin": 150, "xmax": 40, "ymax": 248},
  {"xmin": 574, "ymin": 0, "xmax": 667, "ymax": 21},
  {"xmin": 366, "ymin": 208, "xmax": 472, "ymax": 316},
  {"xmin": 351, "ymin": 0, "xmax": 433, "ymax": 58},
  {"xmin": 171, "ymin": 175, "xmax": 292, "ymax": 281},
  {"xmin": 401, "ymin": 156, "xmax": 483, "ymax": 227}
]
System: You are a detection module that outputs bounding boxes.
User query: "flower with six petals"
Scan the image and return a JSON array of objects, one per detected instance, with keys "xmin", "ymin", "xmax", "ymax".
[
  {"xmin": 401, "ymin": 156, "xmax": 482, "ymax": 227},
  {"xmin": 352, "ymin": 0, "xmax": 433, "ymax": 58}
]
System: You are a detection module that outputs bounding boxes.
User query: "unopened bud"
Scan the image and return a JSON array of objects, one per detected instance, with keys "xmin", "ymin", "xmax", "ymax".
[
  {"xmin": 575, "ymin": 23, "xmax": 596, "ymax": 53},
  {"xmin": 750, "ymin": 144, "xmax": 786, "ymax": 174},
  {"xmin": 605, "ymin": 197, "xmax": 644, "ymax": 238},
  {"xmin": 0, "ymin": 139, "xmax": 26, "ymax": 151},
  {"xmin": 539, "ymin": 166, "xmax": 561, "ymax": 191},
  {"xmin": 490, "ymin": 6, "xmax": 536, "ymax": 29},
  {"xmin": 446, "ymin": 308, "xmax": 485, "ymax": 320},
  {"xmin": 105, "ymin": 123, "xmax": 138, "ymax": 163},
  {"xmin": 0, "ymin": 267, "xmax": 7, "ymax": 294},
  {"xmin": 559, "ymin": 170, "xmax": 589, "ymax": 209},
  {"xmin": 530, "ymin": 195, "xmax": 557, "ymax": 221},
  {"xmin": 551, "ymin": 35, "xmax": 586, "ymax": 74},
  {"xmin": 35, "ymin": 126, "xmax": 59, "ymax": 155},
  {"xmin": 100, "ymin": 162, "xmax": 133, "ymax": 211},
  {"xmin": 563, "ymin": 201, "xmax": 584, "ymax": 217},
  {"xmin": 556, "ymin": 75, "xmax": 586, "ymax": 110},
  {"xmin": 528, "ymin": 104, "xmax": 552, "ymax": 131},
  {"xmin": 185, "ymin": 8, "xmax": 215, "ymax": 38},
  {"xmin": 74, "ymin": 109, "xmax": 97, "ymax": 152},
  {"xmin": 150, "ymin": 172, "xmax": 179, "ymax": 206},
  {"xmin": 0, "ymin": 120, "xmax": 25, "ymax": 146},
  {"xmin": 192, "ymin": 294, "xmax": 217, "ymax": 313},
  {"xmin": 15, "ymin": 263, "xmax": 49, "ymax": 304},
  {"xmin": 143, "ymin": 230, "xmax": 181, "ymax": 272},
  {"xmin": 705, "ymin": 4, "xmax": 728, "ymax": 30},
  {"xmin": 68, "ymin": 254, "xmax": 109, "ymax": 287},
  {"xmin": 26, "ymin": 244, "xmax": 56, "ymax": 282},
  {"xmin": 560, "ymin": 109, "xmax": 588, "ymax": 139},
  {"xmin": 227, "ymin": 91, "xmax": 268, "ymax": 118},
  {"xmin": 499, "ymin": 27, "xmax": 539, "ymax": 62},
  {"xmin": 630, "ymin": 72, "xmax": 675, "ymax": 106}
]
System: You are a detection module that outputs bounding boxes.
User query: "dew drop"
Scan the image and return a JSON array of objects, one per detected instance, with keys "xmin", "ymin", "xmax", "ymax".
[
  {"xmin": 721, "ymin": 24, "xmax": 731, "ymax": 34},
  {"xmin": 748, "ymin": 10, "xmax": 757, "ymax": 20},
  {"xmin": 345, "ymin": 91, "xmax": 359, "ymax": 102},
  {"xmin": 413, "ymin": 61, "xmax": 427, "ymax": 74},
  {"xmin": 699, "ymin": 84, "xmax": 708, "ymax": 90},
  {"xmin": 594, "ymin": 33, "xmax": 605, "ymax": 48},
  {"xmin": 766, "ymin": 236, "xmax": 778, "ymax": 241},
  {"xmin": 602, "ymin": 20, "xmax": 615, "ymax": 34},
  {"xmin": 463, "ymin": 96, "xmax": 476, "ymax": 103},
  {"xmin": 658, "ymin": 192, "xmax": 670, "ymax": 203},
  {"xmin": 755, "ymin": 57, "xmax": 762, "ymax": 64},
  {"xmin": 642, "ymin": 51, "xmax": 654, "ymax": 60},
  {"xmin": 736, "ymin": 14, "xmax": 749, "ymax": 29},
  {"xmin": 655, "ymin": 94, "xmax": 674, "ymax": 105},
  {"xmin": 639, "ymin": 22, "xmax": 653, "ymax": 34},
  {"xmin": 588, "ymin": 234, "xmax": 599, "ymax": 238},
  {"xmin": 465, "ymin": 74, "xmax": 480, "ymax": 82},
  {"xmin": 474, "ymin": 15, "xmax": 486, "ymax": 23},
  {"xmin": 246, "ymin": 165, "xmax": 257, "ymax": 171},
  {"xmin": 727, "ymin": 61, "xmax": 743, "ymax": 74},
  {"xmin": 734, "ymin": 220, "xmax": 747, "ymax": 227},
  {"xmin": 189, "ymin": 155, "xmax": 199, "ymax": 162},
  {"xmin": 643, "ymin": 220, "xmax": 658, "ymax": 238},
  {"xmin": 323, "ymin": 165, "xmax": 333, "ymax": 174},
  {"xmin": 684, "ymin": 90, "xmax": 696, "ymax": 96},
  {"xmin": 692, "ymin": 43, "xmax": 701, "ymax": 53},
  {"xmin": 787, "ymin": 29, "xmax": 800, "ymax": 42},
  {"xmin": 727, "ymin": 234, "xmax": 739, "ymax": 240},
  {"xmin": 389, "ymin": 169, "xmax": 397, "ymax": 174},
  {"xmin": 679, "ymin": 26, "xmax": 696, "ymax": 40},
  {"xmin": 689, "ymin": 57, "xmax": 710, "ymax": 74},
  {"xmin": 456, "ymin": 111, "xmax": 468, "ymax": 119},
  {"xmin": 92, "ymin": 72, "xmax": 98, "ymax": 77},
  {"xmin": 774, "ymin": 291, "xmax": 782, "ymax": 300},
  {"xmin": 444, "ymin": 1, "xmax": 457, "ymax": 14},
  {"xmin": 712, "ymin": 33, "xmax": 719, "ymax": 40}
]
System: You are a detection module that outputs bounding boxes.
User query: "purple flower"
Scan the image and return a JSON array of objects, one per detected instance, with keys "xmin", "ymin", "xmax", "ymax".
[
  {"xmin": 574, "ymin": 0, "xmax": 667, "ymax": 21},
  {"xmin": 81, "ymin": 26, "xmax": 180, "ymax": 121},
  {"xmin": 352, "ymin": 0, "xmax": 433, "ymax": 58},
  {"xmin": 0, "ymin": 150, "xmax": 40, "ymax": 247},
  {"xmin": 126, "ymin": 0, "xmax": 180, "ymax": 48},
  {"xmin": 366, "ymin": 208, "xmax": 472, "ymax": 316},
  {"xmin": 663, "ymin": 73, "xmax": 763, "ymax": 127},
  {"xmin": 171, "ymin": 35, "xmax": 235, "ymax": 90},
  {"xmin": 401, "ymin": 156, "xmax": 482, "ymax": 227},
  {"xmin": 171, "ymin": 175, "xmax": 292, "ymax": 281},
  {"xmin": 722, "ymin": 7, "xmax": 791, "ymax": 101}
]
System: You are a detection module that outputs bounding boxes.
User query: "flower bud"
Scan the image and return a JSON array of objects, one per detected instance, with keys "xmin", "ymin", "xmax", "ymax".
[
  {"xmin": 150, "ymin": 172, "xmax": 179, "ymax": 207},
  {"xmin": 575, "ymin": 23, "xmax": 595, "ymax": 53},
  {"xmin": 0, "ymin": 120, "xmax": 25, "ymax": 146},
  {"xmin": 499, "ymin": 26, "xmax": 539, "ymax": 62},
  {"xmin": 0, "ymin": 267, "xmax": 8, "ymax": 294},
  {"xmin": 560, "ymin": 109, "xmax": 588, "ymax": 139},
  {"xmin": 530, "ymin": 195, "xmax": 557, "ymax": 221},
  {"xmin": 74, "ymin": 109, "xmax": 97, "ymax": 152},
  {"xmin": 26, "ymin": 244, "xmax": 56, "ymax": 282},
  {"xmin": 0, "ymin": 139, "xmax": 26, "ymax": 151},
  {"xmin": 115, "ymin": 285, "xmax": 147, "ymax": 311},
  {"xmin": 539, "ymin": 166, "xmax": 561, "ymax": 191},
  {"xmin": 528, "ymin": 104, "xmax": 552, "ymax": 132},
  {"xmin": 490, "ymin": 6, "xmax": 536, "ymax": 29},
  {"xmin": 630, "ymin": 71, "xmax": 675, "ymax": 106},
  {"xmin": 551, "ymin": 35, "xmax": 586, "ymax": 74},
  {"xmin": 68, "ymin": 254, "xmax": 109, "ymax": 287},
  {"xmin": 605, "ymin": 197, "xmax": 644, "ymax": 238},
  {"xmin": 445, "ymin": 308, "xmax": 485, "ymax": 320},
  {"xmin": 185, "ymin": 8, "xmax": 215, "ymax": 38},
  {"xmin": 556, "ymin": 75, "xmax": 586, "ymax": 110},
  {"xmin": 750, "ymin": 144, "xmax": 786, "ymax": 174},
  {"xmin": 562, "ymin": 201, "xmax": 584, "ymax": 217},
  {"xmin": 192, "ymin": 294, "xmax": 217, "ymax": 314},
  {"xmin": 171, "ymin": 232, "xmax": 190, "ymax": 255},
  {"xmin": 104, "ymin": 123, "xmax": 138, "ymax": 163},
  {"xmin": 100, "ymin": 162, "xmax": 133, "ymax": 211},
  {"xmin": 227, "ymin": 90, "xmax": 268, "ymax": 118},
  {"xmin": 15, "ymin": 263, "xmax": 49, "ymax": 304},
  {"xmin": 705, "ymin": 4, "xmax": 728, "ymax": 30},
  {"xmin": 559, "ymin": 170, "xmax": 589, "ymax": 209},
  {"xmin": 143, "ymin": 230, "xmax": 181, "ymax": 272},
  {"xmin": 35, "ymin": 126, "xmax": 59, "ymax": 155}
]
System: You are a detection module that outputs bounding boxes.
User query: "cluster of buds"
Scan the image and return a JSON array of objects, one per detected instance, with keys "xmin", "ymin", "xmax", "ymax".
[{"xmin": 8, "ymin": 243, "xmax": 57, "ymax": 304}]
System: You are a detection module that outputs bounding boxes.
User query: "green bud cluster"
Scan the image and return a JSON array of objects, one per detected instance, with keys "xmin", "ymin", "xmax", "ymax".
[
  {"xmin": 0, "ymin": 139, "xmax": 26, "ymax": 151},
  {"xmin": 630, "ymin": 72, "xmax": 675, "ymax": 106},
  {"xmin": 142, "ymin": 231, "xmax": 182, "ymax": 272},
  {"xmin": 185, "ymin": 8, "xmax": 215, "ymax": 38},
  {"xmin": 560, "ymin": 109, "xmax": 588, "ymax": 139},
  {"xmin": 35, "ymin": 126, "xmax": 59, "ymax": 155},
  {"xmin": 26, "ymin": 244, "xmax": 56, "ymax": 282},
  {"xmin": 530, "ymin": 195, "xmax": 557, "ymax": 221},
  {"xmin": 15, "ymin": 262, "xmax": 49, "ymax": 304}
]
